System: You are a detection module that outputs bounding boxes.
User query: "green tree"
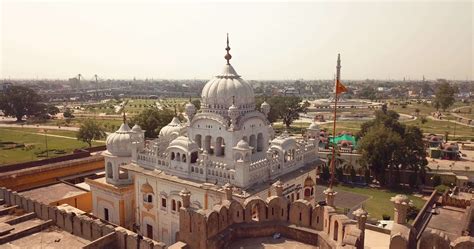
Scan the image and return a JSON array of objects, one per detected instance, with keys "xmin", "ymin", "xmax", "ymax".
[
  {"xmin": 76, "ymin": 119, "xmax": 106, "ymax": 147},
  {"xmin": 0, "ymin": 85, "xmax": 44, "ymax": 121},
  {"xmin": 433, "ymin": 82, "xmax": 457, "ymax": 111},
  {"xmin": 191, "ymin": 99, "xmax": 201, "ymax": 110},
  {"xmin": 256, "ymin": 96, "xmax": 308, "ymax": 128},
  {"xmin": 320, "ymin": 165, "xmax": 331, "ymax": 183},
  {"xmin": 130, "ymin": 108, "xmax": 176, "ymax": 138},
  {"xmin": 63, "ymin": 108, "xmax": 75, "ymax": 118},
  {"xmin": 46, "ymin": 105, "xmax": 60, "ymax": 116},
  {"xmin": 358, "ymin": 124, "xmax": 402, "ymax": 186},
  {"xmin": 358, "ymin": 109, "xmax": 428, "ymax": 188},
  {"xmin": 358, "ymin": 86, "xmax": 377, "ymax": 100}
]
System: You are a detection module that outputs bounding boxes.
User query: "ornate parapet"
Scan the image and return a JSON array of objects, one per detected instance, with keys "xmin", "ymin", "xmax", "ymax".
[{"xmin": 174, "ymin": 185, "xmax": 364, "ymax": 249}]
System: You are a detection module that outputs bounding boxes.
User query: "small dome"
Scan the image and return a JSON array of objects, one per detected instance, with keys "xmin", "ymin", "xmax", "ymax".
[
  {"xmin": 159, "ymin": 117, "xmax": 182, "ymax": 138},
  {"xmin": 185, "ymin": 102, "xmax": 196, "ymax": 111},
  {"xmin": 106, "ymin": 123, "xmax": 133, "ymax": 157},
  {"xmin": 131, "ymin": 124, "xmax": 142, "ymax": 133},
  {"xmin": 168, "ymin": 136, "xmax": 199, "ymax": 152},
  {"xmin": 236, "ymin": 139, "xmax": 250, "ymax": 149},
  {"xmin": 141, "ymin": 182, "xmax": 154, "ymax": 194},
  {"xmin": 304, "ymin": 177, "xmax": 314, "ymax": 187}
]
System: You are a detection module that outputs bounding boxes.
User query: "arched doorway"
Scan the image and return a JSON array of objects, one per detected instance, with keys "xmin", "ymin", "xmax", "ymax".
[
  {"xmin": 249, "ymin": 135, "xmax": 256, "ymax": 153},
  {"xmin": 204, "ymin": 135, "xmax": 212, "ymax": 154},
  {"xmin": 257, "ymin": 133, "xmax": 264, "ymax": 152},
  {"xmin": 251, "ymin": 203, "xmax": 260, "ymax": 221},
  {"xmin": 215, "ymin": 137, "xmax": 225, "ymax": 156},
  {"xmin": 195, "ymin": 134, "xmax": 202, "ymax": 148}
]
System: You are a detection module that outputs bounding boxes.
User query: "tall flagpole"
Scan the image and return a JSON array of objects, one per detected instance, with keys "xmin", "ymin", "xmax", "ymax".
[{"xmin": 329, "ymin": 54, "xmax": 341, "ymax": 188}]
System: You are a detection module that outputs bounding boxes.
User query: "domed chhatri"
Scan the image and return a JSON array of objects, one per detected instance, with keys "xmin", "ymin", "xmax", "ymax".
[
  {"xmin": 261, "ymin": 101, "xmax": 270, "ymax": 116},
  {"xmin": 106, "ymin": 123, "xmax": 134, "ymax": 157},
  {"xmin": 159, "ymin": 116, "xmax": 182, "ymax": 138},
  {"xmin": 131, "ymin": 124, "xmax": 142, "ymax": 133},
  {"xmin": 168, "ymin": 136, "xmax": 199, "ymax": 152},
  {"xmin": 200, "ymin": 34, "xmax": 255, "ymax": 115},
  {"xmin": 236, "ymin": 139, "xmax": 250, "ymax": 149}
]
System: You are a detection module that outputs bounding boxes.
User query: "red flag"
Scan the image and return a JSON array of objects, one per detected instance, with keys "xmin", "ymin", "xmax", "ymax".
[{"xmin": 335, "ymin": 80, "xmax": 347, "ymax": 94}]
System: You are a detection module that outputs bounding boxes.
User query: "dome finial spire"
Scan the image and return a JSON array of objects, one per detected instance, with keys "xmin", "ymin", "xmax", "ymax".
[
  {"xmin": 225, "ymin": 33, "xmax": 232, "ymax": 65},
  {"xmin": 122, "ymin": 108, "xmax": 126, "ymax": 123}
]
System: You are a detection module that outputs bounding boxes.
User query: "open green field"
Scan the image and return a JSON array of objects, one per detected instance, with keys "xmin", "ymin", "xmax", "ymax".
[
  {"xmin": 407, "ymin": 118, "xmax": 474, "ymax": 139},
  {"xmin": 0, "ymin": 127, "xmax": 102, "ymax": 165},
  {"xmin": 333, "ymin": 185, "xmax": 426, "ymax": 221}
]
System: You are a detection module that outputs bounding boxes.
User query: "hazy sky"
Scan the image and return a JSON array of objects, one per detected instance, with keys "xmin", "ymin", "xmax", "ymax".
[{"xmin": 1, "ymin": 0, "xmax": 472, "ymax": 80}]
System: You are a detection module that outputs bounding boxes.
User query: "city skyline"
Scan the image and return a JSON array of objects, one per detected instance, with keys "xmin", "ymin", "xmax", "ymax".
[{"xmin": 1, "ymin": 0, "xmax": 473, "ymax": 80}]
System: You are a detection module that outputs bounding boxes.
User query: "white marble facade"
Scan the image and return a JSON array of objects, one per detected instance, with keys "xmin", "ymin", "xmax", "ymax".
[{"xmin": 92, "ymin": 43, "xmax": 321, "ymax": 245}]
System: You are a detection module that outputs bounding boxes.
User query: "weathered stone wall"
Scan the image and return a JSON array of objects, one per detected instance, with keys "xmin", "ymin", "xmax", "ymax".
[
  {"xmin": 176, "ymin": 194, "xmax": 362, "ymax": 249},
  {"xmin": 0, "ymin": 187, "xmax": 166, "ymax": 249}
]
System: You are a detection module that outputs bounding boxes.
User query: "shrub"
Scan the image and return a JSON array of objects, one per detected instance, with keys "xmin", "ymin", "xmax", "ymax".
[{"xmin": 435, "ymin": 184, "xmax": 449, "ymax": 193}]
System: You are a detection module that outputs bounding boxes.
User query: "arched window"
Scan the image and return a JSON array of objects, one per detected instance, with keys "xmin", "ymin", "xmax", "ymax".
[
  {"xmin": 171, "ymin": 152, "xmax": 175, "ymax": 160},
  {"xmin": 304, "ymin": 188, "xmax": 311, "ymax": 197},
  {"xmin": 176, "ymin": 152, "xmax": 181, "ymax": 161},
  {"xmin": 106, "ymin": 162, "xmax": 113, "ymax": 178},
  {"xmin": 172, "ymin": 199, "xmax": 177, "ymax": 211},
  {"xmin": 182, "ymin": 154, "xmax": 186, "ymax": 162},
  {"xmin": 257, "ymin": 133, "xmax": 264, "ymax": 152},
  {"xmin": 190, "ymin": 151, "xmax": 198, "ymax": 163}
]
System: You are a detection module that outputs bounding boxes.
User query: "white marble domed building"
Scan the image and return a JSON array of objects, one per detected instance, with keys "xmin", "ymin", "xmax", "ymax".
[{"xmin": 88, "ymin": 35, "xmax": 321, "ymax": 245}]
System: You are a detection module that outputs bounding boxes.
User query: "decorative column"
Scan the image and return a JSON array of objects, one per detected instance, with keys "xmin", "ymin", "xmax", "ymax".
[
  {"xmin": 228, "ymin": 101, "xmax": 239, "ymax": 130},
  {"xmin": 352, "ymin": 207, "xmax": 368, "ymax": 246},
  {"xmin": 223, "ymin": 183, "xmax": 233, "ymax": 201},
  {"xmin": 390, "ymin": 194, "xmax": 411, "ymax": 224},
  {"xmin": 180, "ymin": 188, "xmax": 191, "ymax": 208},
  {"xmin": 273, "ymin": 180, "xmax": 284, "ymax": 197},
  {"xmin": 324, "ymin": 187, "xmax": 337, "ymax": 207}
]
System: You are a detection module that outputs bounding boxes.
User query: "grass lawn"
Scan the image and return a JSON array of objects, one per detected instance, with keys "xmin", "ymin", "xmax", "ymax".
[
  {"xmin": 332, "ymin": 185, "xmax": 426, "ymax": 221},
  {"xmin": 0, "ymin": 127, "xmax": 102, "ymax": 165},
  {"xmin": 407, "ymin": 119, "xmax": 474, "ymax": 139},
  {"xmin": 2, "ymin": 127, "xmax": 79, "ymax": 138}
]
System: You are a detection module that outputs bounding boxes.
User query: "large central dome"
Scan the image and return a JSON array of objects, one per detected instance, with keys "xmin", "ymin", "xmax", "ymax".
[{"xmin": 201, "ymin": 64, "xmax": 255, "ymax": 115}]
